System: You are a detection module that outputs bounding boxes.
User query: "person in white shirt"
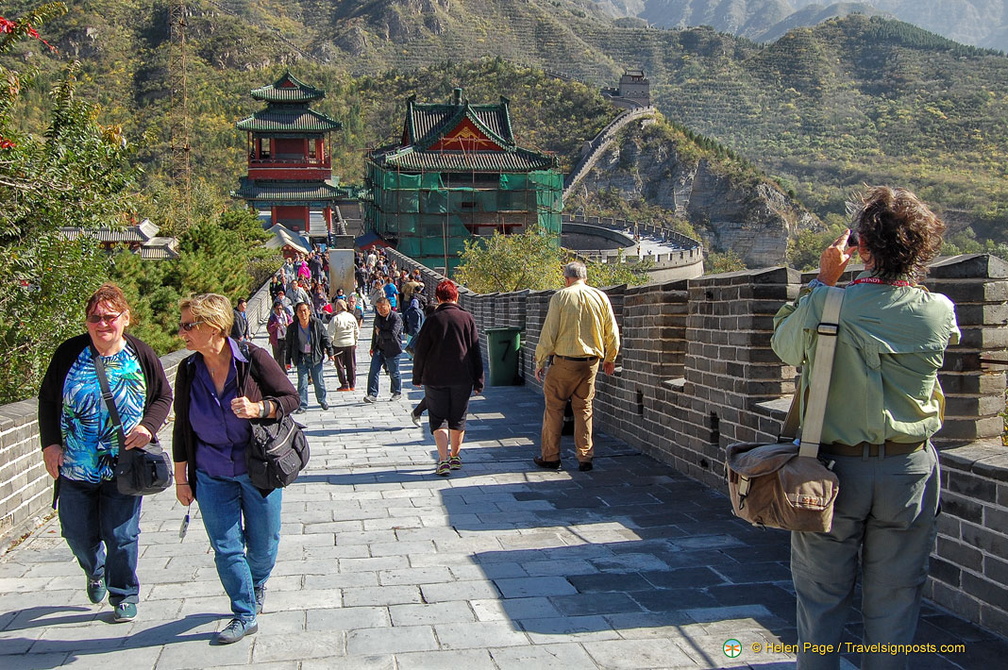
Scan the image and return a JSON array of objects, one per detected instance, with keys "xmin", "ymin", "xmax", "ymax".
[{"xmin": 327, "ymin": 300, "xmax": 360, "ymax": 392}]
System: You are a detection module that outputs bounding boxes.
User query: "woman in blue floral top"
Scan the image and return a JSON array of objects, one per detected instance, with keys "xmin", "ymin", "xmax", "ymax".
[{"xmin": 38, "ymin": 284, "xmax": 172, "ymax": 623}]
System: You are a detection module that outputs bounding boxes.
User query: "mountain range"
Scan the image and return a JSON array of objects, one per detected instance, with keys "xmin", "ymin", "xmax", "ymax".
[
  {"xmin": 5, "ymin": 0, "xmax": 1008, "ymax": 252},
  {"xmin": 591, "ymin": 1, "xmax": 1008, "ymax": 53}
]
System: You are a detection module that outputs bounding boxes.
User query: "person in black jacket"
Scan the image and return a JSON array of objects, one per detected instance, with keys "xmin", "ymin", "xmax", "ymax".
[
  {"xmin": 411, "ymin": 281, "xmax": 484, "ymax": 476},
  {"xmin": 364, "ymin": 297, "xmax": 403, "ymax": 403},
  {"xmin": 172, "ymin": 292, "xmax": 299, "ymax": 645},
  {"xmin": 230, "ymin": 298, "xmax": 250, "ymax": 341},
  {"xmin": 38, "ymin": 283, "xmax": 173, "ymax": 624},
  {"xmin": 285, "ymin": 301, "xmax": 332, "ymax": 413}
]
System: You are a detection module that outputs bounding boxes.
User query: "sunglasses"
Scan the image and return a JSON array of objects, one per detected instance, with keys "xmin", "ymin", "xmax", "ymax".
[
  {"xmin": 178, "ymin": 321, "xmax": 204, "ymax": 332},
  {"xmin": 86, "ymin": 312, "xmax": 122, "ymax": 325}
]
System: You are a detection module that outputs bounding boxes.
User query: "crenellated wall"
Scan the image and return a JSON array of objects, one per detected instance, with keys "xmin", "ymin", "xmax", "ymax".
[{"xmin": 389, "ymin": 248, "xmax": 1008, "ymax": 638}]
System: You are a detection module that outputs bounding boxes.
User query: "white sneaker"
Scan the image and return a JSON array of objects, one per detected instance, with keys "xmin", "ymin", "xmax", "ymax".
[
  {"xmin": 410, "ymin": 411, "xmax": 422, "ymax": 427},
  {"xmin": 363, "ymin": 395, "xmax": 377, "ymax": 403},
  {"xmin": 390, "ymin": 393, "xmax": 402, "ymax": 401}
]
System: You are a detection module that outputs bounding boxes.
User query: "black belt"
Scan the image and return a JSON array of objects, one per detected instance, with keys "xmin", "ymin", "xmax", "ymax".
[
  {"xmin": 821, "ymin": 440, "xmax": 926, "ymax": 458},
  {"xmin": 554, "ymin": 355, "xmax": 598, "ymax": 362}
]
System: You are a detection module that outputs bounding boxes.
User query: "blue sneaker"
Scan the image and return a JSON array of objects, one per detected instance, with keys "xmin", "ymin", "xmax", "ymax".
[
  {"xmin": 215, "ymin": 618, "xmax": 258, "ymax": 644},
  {"xmin": 112, "ymin": 602, "xmax": 136, "ymax": 622},
  {"xmin": 87, "ymin": 576, "xmax": 106, "ymax": 604}
]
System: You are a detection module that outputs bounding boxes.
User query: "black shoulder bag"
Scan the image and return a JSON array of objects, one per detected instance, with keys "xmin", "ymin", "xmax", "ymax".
[
  {"xmin": 92, "ymin": 347, "xmax": 173, "ymax": 496},
  {"xmin": 239, "ymin": 344, "xmax": 310, "ymax": 490}
]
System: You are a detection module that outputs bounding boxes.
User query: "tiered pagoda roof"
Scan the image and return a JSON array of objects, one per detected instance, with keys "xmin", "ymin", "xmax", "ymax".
[
  {"xmin": 250, "ymin": 71, "xmax": 325, "ymax": 103},
  {"xmin": 236, "ymin": 108, "xmax": 340, "ymax": 133},
  {"xmin": 369, "ymin": 89, "xmax": 557, "ymax": 173},
  {"xmin": 233, "ymin": 178, "xmax": 347, "ymax": 202},
  {"xmin": 237, "ymin": 71, "xmax": 340, "ymax": 134}
]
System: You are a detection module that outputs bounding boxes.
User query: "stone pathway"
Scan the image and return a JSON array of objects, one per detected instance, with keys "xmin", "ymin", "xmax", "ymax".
[{"xmin": 1, "ymin": 320, "xmax": 1005, "ymax": 669}]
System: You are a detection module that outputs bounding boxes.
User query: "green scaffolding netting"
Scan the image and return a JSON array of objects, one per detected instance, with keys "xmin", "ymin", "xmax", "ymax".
[{"xmin": 363, "ymin": 165, "xmax": 563, "ymax": 272}]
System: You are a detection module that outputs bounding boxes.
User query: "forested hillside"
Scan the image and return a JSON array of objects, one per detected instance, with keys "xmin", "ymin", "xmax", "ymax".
[{"xmin": 4, "ymin": 1, "xmax": 1008, "ymax": 245}]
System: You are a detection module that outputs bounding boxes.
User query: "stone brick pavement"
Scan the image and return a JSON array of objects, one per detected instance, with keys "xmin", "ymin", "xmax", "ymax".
[{"xmin": 1, "ymin": 322, "xmax": 1005, "ymax": 669}]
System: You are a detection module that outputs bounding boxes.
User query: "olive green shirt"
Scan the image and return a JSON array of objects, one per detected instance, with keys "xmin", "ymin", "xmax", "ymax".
[
  {"xmin": 771, "ymin": 272, "xmax": 960, "ymax": 446},
  {"xmin": 535, "ymin": 281, "xmax": 620, "ymax": 370}
]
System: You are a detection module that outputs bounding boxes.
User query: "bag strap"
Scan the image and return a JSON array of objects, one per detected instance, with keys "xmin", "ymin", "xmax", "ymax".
[
  {"xmin": 236, "ymin": 342, "xmax": 279, "ymax": 420},
  {"xmin": 91, "ymin": 346, "xmax": 128, "ymax": 452},
  {"xmin": 779, "ymin": 390, "xmax": 801, "ymax": 441},
  {"xmin": 237, "ymin": 341, "xmax": 252, "ymax": 396},
  {"xmin": 798, "ymin": 286, "xmax": 845, "ymax": 459}
]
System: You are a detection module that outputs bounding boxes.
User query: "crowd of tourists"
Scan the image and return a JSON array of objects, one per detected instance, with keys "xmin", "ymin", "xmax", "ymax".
[{"xmin": 37, "ymin": 186, "xmax": 963, "ymax": 667}]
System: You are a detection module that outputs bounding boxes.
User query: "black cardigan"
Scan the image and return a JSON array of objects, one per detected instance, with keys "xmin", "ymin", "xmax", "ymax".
[
  {"xmin": 411, "ymin": 303, "xmax": 484, "ymax": 393},
  {"xmin": 172, "ymin": 341, "xmax": 299, "ymax": 498},
  {"xmin": 38, "ymin": 333, "xmax": 173, "ymax": 450}
]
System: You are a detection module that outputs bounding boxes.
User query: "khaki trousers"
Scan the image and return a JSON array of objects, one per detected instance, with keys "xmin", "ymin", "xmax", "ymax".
[{"xmin": 540, "ymin": 357, "xmax": 599, "ymax": 463}]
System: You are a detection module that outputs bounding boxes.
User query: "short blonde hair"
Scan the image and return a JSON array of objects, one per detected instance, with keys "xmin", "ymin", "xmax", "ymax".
[{"xmin": 180, "ymin": 293, "xmax": 233, "ymax": 337}]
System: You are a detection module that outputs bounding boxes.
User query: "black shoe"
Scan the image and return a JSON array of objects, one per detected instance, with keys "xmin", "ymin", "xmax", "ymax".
[
  {"xmin": 578, "ymin": 460, "xmax": 594, "ymax": 472},
  {"xmin": 320, "ymin": 402, "xmax": 329, "ymax": 410},
  {"xmin": 294, "ymin": 407, "xmax": 307, "ymax": 414},
  {"xmin": 533, "ymin": 457, "xmax": 561, "ymax": 470}
]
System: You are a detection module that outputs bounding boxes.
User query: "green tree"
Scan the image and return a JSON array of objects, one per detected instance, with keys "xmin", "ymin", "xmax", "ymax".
[
  {"xmin": 455, "ymin": 227, "xmax": 650, "ymax": 294},
  {"xmin": 0, "ymin": 6, "xmax": 141, "ymax": 402},
  {"xmin": 456, "ymin": 227, "xmax": 564, "ymax": 293},
  {"xmin": 704, "ymin": 249, "xmax": 747, "ymax": 275}
]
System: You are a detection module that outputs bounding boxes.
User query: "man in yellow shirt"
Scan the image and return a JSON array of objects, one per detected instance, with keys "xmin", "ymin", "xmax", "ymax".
[{"xmin": 534, "ymin": 262, "xmax": 620, "ymax": 472}]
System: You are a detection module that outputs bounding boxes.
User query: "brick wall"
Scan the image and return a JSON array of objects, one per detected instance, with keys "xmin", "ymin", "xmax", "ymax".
[{"xmin": 388, "ymin": 249, "xmax": 1008, "ymax": 638}]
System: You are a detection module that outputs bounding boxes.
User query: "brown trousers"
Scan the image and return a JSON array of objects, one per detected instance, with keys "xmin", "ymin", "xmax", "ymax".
[{"xmin": 540, "ymin": 357, "xmax": 599, "ymax": 463}]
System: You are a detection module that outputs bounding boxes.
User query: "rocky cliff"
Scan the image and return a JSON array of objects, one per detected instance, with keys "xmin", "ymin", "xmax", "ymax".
[{"xmin": 568, "ymin": 118, "xmax": 819, "ymax": 268}]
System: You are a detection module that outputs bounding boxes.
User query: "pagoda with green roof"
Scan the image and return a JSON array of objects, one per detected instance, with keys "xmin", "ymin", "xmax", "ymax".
[
  {"xmin": 233, "ymin": 71, "xmax": 346, "ymax": 241},
  {"xmin": 363, "ymin": 88, "xmax": 563, "ymax": 274}
]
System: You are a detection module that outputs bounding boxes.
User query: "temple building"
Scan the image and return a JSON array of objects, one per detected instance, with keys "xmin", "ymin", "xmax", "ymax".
[
  {"xmin": 59, "ymin": 219, "xmax": 179, "ymax": 260},
  {"xmin": 362, "ymin": 88, "xmax": 563, "ymax": 274},
  {"xmin": 233, "ymin": 72, "xmax": 350, "ymax": 243}
]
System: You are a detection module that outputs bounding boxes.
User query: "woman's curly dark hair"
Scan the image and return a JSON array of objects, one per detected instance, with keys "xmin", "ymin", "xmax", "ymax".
[{"xmin": 853, "ymin": 186, "xmax": 945, "ymax": 281}]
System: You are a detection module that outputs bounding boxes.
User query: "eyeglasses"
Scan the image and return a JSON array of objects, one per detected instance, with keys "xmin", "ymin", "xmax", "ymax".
[
  {"xmin": 178, "ymin": 321, "xmax": 203, "ymax": 332},
  {"xmin": 86, "ymin": 312, "xmax": 122, "ymax": 325}
]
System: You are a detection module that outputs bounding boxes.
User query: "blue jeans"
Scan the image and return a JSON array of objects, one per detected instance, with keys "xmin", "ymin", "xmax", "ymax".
[
  {"xmin": 367, "ymin": 350, "xmax": 401, "ymax": 397},
  {"xmin": 196, "ymin": 470, "xmax": 282, "ymax": 622},
  {"xmin": 296, "ymin": 359, "xmax": 327, "ymax": 409},
  {"xmin": 58, "ymin": 476, "xmax": 142, "ymax": 606}
]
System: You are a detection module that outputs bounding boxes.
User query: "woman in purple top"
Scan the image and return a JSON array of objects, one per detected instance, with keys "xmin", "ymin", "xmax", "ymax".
[{"xmin": 172, "ymin": 293, "xmax": 298, "ymax": 645}]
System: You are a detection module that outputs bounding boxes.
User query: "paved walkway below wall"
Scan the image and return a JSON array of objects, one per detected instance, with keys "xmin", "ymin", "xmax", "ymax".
[{"xmin": 1, "ymin": 318, "xmax": 1005, "ymax": 669}]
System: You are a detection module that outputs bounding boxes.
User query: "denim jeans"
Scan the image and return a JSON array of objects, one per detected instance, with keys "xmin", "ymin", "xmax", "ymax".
[
  {"xmin": 58, "ymin": 476, "xmax": 142, "ymax": 606},
  {"xmin": 296, "ymin": 359, "xmax": 327, "ymax": 409},
  {"xmin": 367, "ymin": 350, "xmax": 401, "ymax": 397},
  {"xmin": 196, "ymin": 470, "xmax": 282, "ymax": 622}
]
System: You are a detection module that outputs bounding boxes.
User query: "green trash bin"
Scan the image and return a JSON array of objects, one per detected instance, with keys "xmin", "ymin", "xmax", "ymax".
[{"xmin": 486, "ymin": 327, "xmax": 522, "ymax": 386}]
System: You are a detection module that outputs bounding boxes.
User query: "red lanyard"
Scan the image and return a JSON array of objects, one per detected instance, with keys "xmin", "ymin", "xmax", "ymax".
[{"xmin": 850, "ymin": 277, "xmax": 913, "ymax": 288}]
